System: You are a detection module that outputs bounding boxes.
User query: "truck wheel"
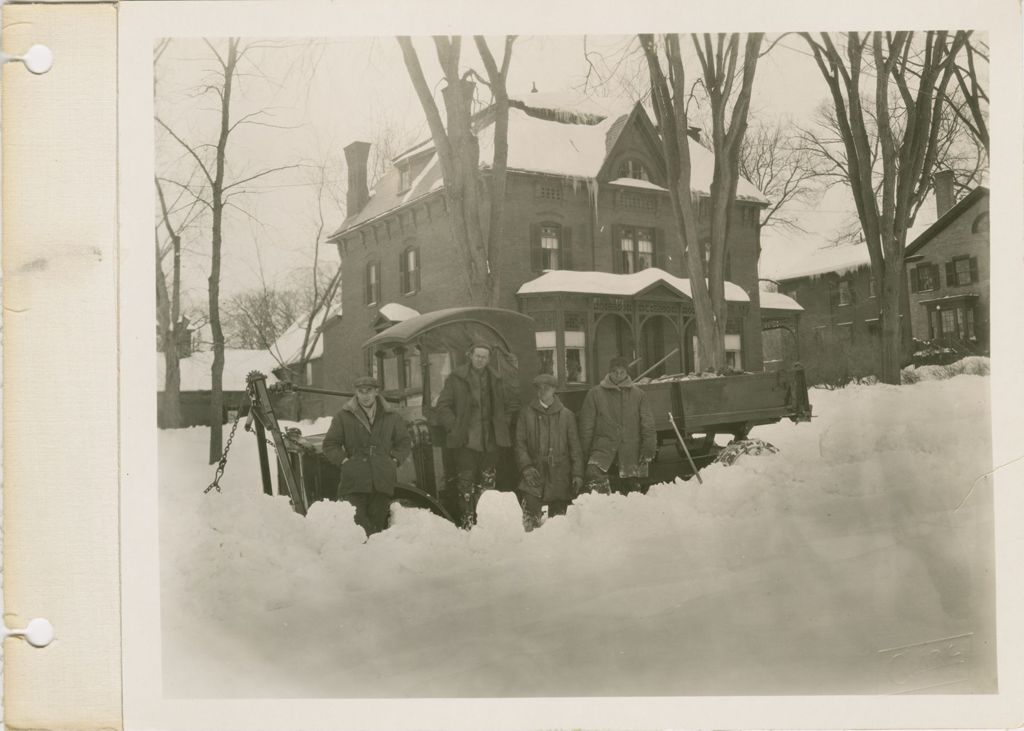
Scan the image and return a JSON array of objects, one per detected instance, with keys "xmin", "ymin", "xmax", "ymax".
[{"xmin": 714, "ymin": 438, "xmax": 778, "ymax": 466}]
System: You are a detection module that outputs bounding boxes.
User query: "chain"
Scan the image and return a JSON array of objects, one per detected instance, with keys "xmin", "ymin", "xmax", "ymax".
[{"xmin": 204, "ymin": 394, "xmax": 249, "ymax": 494}]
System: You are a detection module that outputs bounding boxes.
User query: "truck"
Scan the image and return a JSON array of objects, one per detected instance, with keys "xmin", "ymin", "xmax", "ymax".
[{"xmin": 239, "ymin": 306, "xmax": 811, "ymax": 521}]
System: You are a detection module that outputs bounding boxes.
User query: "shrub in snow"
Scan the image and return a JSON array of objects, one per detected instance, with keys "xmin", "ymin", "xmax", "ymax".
[{"xmin": 902, "ymin": 355, "xmax": 990, "ymax": 383}]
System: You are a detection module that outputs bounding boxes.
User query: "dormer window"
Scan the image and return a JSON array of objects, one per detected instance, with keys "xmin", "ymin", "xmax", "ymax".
[
  {"xmin": 617, "ymin": 159, "xmax": 650, "ymax": 182},
  {"xmin": 398, "ymin": 163, "xmax": 412, "ymax": 193}
]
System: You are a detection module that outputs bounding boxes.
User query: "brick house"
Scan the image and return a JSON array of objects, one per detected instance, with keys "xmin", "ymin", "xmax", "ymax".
[
  {"xmin": 772, "ymin": 174, "xmax": 989, "ymax": 383},
  {"xmin": 322, "ymin": 94, "xmax": 797, "ymax": 394},
  {"xmin": 769, "ymin": 245, "xmax": 883, "ymax": 384},
  {"xmin": 904, "ymin": 184, "xmax": 990, "ymax": 358}
]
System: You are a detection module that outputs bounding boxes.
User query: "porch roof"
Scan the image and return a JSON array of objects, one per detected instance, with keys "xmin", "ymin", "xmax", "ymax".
[
  {"xmin": 759, "ymin": 291, "xmax": 803, "ymax": 312},
  {"xmin": 517, "ymin": 268, "xmax": 751, "ymax": 303}
]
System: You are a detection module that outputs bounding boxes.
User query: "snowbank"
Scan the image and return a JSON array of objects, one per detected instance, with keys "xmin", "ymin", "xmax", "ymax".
[
  {"xmin": 160, "ymin": 375, "xmax": 995, "ymax": 697},
  {"xmin": 902, "ymin": 356, "xmax": 991, "ymax": 383}
]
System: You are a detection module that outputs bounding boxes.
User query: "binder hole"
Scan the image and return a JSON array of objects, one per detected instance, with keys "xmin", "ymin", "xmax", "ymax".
[
  {"xmin": 22, "ymin": 618, "xmax": 54, "ymax": 647},
  {"xmin": 21, "ymin": 44, "xmax": 53, "ymax": 75}
]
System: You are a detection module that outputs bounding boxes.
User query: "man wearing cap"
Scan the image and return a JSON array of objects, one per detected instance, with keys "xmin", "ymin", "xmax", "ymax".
[
  {"xmin": 515, "ymin": 373, "xmax": 583, "ymax": 531},
  {"xmin": 322, "ymin": 376, "xmax": 411, "ymax": 536},
  {"xmin": 578, "ymin": 356, "xmax": 657, "ymax": 494},
  {"xmin": 434, "ymin": 343, "xmax": 516, "ymax": 529}
]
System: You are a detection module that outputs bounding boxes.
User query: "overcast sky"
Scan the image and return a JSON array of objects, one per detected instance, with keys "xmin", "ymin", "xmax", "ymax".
[{"xmin": 153, "ymin": 34, "xmax": 886, "ymax": 314}]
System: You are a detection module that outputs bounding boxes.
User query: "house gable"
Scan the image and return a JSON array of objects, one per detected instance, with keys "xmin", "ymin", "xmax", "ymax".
[
  {"xmin": 597, "ymin": 105, "xmax": 668, "ymax": 186},
  {"xmin": 905, "ymin": 187, "xmax": 989, "ymax": 257}
]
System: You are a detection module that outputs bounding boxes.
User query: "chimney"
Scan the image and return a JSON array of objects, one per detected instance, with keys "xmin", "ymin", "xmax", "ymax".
[
  {"xmin": 933, "ymin": 169, "xmax": 956, "ymax": 217},
  {"xmin": 344, "ymin": 140, "xmax": 371, "ymax": 216}
]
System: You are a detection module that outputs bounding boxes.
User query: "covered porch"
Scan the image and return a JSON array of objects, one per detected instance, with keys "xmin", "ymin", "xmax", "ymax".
[{"xmin": 516, "ymin": 269, "xmax": 758, "ymax": 385}]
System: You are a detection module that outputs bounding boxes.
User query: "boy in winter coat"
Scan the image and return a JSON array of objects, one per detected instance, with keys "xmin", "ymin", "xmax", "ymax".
[
  {"xmin": 578, "ymin": 356, "xmax": 656, "ymax": 494},
  {"xmin": 515, "ymin": 373, "xmax": 583, "ymax": 530},
  {"xmin": 322, "ymin": 376, "xmax": 411, "ymax": 536}
]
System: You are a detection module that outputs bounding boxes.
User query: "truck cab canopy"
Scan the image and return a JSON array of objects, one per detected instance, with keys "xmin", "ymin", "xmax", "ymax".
[{"xmin": 363, "ymin": 307, "xmax": 539, "ymax": 407}]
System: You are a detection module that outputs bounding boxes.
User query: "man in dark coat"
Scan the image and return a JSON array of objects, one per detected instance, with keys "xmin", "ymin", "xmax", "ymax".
[
  {"xmin": 434, "ymin": 343, "xmax": 515, "ymax": 528},
  {"xmin": 322, "ymin": 376, "xmax": 411, "ymax": 536},
  {"xmin": 516, "ymin": 373, "xmax": 583, "ymax": 531},
  {"xmin": 579, "ymin": 356, "xmax": 657, "ymax": 494}
]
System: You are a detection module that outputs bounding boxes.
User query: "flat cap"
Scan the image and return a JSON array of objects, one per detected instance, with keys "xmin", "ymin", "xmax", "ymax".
[
  {"xmin": 532, "ymin": 373, "xmax": 558, "ymax": 387},
  {"xmin": 353, "ymin": 376, "xmax": 380, "ymax": 389},
  {"xmin": 608, "ymin": 356, "xmax": 630, "ymax": 371}
]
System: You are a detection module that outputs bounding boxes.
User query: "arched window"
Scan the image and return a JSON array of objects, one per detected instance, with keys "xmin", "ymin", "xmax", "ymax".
[
  {"xmin": 617, "ymin": 158, "xmax": 650, "ymax": 182},
  {"xmin": 364, "ymin": 260, "xmax": 380, "ymax": 306},
  {"xmin": 971, "ymin": 211, "xmax": 989, "ymax": 234},
  {"xmin": 399, "ymin": 245, "xmax": 420, "ymax": 295}
]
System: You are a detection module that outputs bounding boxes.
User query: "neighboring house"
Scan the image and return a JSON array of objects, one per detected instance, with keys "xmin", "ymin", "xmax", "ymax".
[
  {"xmin": 157, "ymin": 348, "xmax": 278, "ymax": 427},
  {"xmin": 772, "ymin": 174, "xmax": 989, "ymax": 383},
  {"xmin": 322, "ymin": 92, "xmax": 791, "ymax": 393},
  {"xmin": 904, "ymin": 185, "xmax": 990, "ymax": 359},
  {"xmin": 771, "ymin": 244, "xmax": 884, "ymax": 384},
  {"xmin": 269, "ymin": 304, "xmax": 344, "ymax": 386}
]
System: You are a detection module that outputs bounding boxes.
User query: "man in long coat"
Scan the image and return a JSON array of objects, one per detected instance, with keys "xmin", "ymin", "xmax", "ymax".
[
  {"xmin": 322, "ymin": 376, "xmax": 411, "ymax": 535},
  {"xmin": 434, "ymin": 343, "xmax": 515, "ymax": 528},
  {"xmin": 515, "ymin": 373, "xmax": 583, "ymax": 530},
  {"xmin": 578, "ymin": 356, "xmax": 657, "ymax": 494}
]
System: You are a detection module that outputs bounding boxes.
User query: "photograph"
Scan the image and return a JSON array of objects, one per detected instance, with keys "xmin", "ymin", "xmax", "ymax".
[{"xmin": 151, "ymin": 29, "xmax": 996, "ymax": 699}]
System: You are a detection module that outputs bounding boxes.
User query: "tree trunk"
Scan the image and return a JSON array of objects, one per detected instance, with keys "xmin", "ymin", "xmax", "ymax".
[
  {"xmin": 155, "ymin": 239, "xmax": 183, "ymax": 428},
  {"xmin": 877, "ymin": 263, "xmax": 903, "ymax": 383},
  {"xmin": 207, "ymin": 40, "xmax": 238, "ymax": 464}
]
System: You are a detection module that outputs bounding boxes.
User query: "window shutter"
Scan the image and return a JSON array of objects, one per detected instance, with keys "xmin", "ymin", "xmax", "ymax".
[
  {"xmin": 945, "ymin": 260, "xmax": 956, "ymax": 287},
  {"xmin": 413, "ymin": 249, "xmax": 421, "ymax": 292},
  {"xmin": 562, "ymin": 226, "xmax": 573, "ymax": 270},
  {"xmin": 364, "ymin": 264, "xmax": 371, "ymax": 304},
  {"xmin": 530, "ymin": 223, "xmax": 542, "ymax": 272},
  {"xmin": 909, "ymin": 267, "xmax": 919, "ymax": 294},
  {"xmin": 375, "ymin": 264, "xmax": 382, "ymax": 304},
  {"xmin": 398, "ymin": 250, "xmax": 408, "ymax": 294},
  {"xmin": 969, "ymin": 257, "xmax": 979, "ymax": 283},
  {"xmin": 611, "ymin": 224, "xmax": 622, "ymax": 273}
]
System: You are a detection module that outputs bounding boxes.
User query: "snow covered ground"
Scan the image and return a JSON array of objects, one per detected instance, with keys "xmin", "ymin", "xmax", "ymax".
[{"xmin": 159, "ymin": 373, "xmax": 995, "ymax": 698}]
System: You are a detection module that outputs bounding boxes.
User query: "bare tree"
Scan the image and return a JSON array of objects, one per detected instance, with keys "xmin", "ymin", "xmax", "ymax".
[
  {"xmin": 396, "ymin": 36, "xmax": 516, "ymax": 307},
  {"xmin": 156, "ymin": 38, "xmax": 302, "ymax": 462},
  {"xmin": 154, "ymin": 176, "xmax": 199, "ymax": 428},
  {"xmin": 640, "ymin": 33, "xmax": 763, "ymax": 372},
  {"xmin": 948, "ymin": 33, "xmax": 988, "ymax": 154},
  {"xmin": 739, "ymin": 119, "xmax": 823, "ymax": 231},
  {"xmin": 801, "ymin": 31, "xmax": 967, "ymax": 383},
  {"xmin": 272, "ymin": 162, "xmax": 343, "ymax": 382}
]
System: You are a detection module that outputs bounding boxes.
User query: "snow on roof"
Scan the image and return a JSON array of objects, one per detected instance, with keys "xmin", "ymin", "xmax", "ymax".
[
  {"xmin": 759, "ymin": 291, "xmax": 803, "ymax": 311},
  {"xmin": 270, "ymin": 304, "xmax": 342, "ymax": 366},
  {"xmin": 607, "ymin": 177, "xmax": 669, "ymax": 192},
  {"xmin": 517, "ymin": 268, "xmax": 750, "ymax": 303},
  {"xmin": 333, "ymin": 98, "xmax": 768, "ymax": 236},
  {"xmin": 775, "ymin": 243, "xmax": 872, "ymax": 281},
  {"xmin": 157, "ymin": 349, "xmax": 278, "ymax": 392},
  {"xmin": 378, "ymin": 302, "xmax": 421, "ymax": 322}
]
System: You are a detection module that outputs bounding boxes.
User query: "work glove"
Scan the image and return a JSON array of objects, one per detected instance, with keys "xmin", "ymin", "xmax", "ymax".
[
  {"xmin": 571, "ymin": 476, "xmax": 584, "ymax": 495},
  {"xmin": 523, "ymin": 466, "xmax": 542, "ymax": 490}
]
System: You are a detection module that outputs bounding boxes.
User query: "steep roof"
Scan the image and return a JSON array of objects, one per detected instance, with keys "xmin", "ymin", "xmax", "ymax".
[
  {"xmin": 330, "ymin": 95, "xmax": 768, "ymax": 239},
  {"xmin": 905, "ymin": 186, "xmax": 989, "ymax": 257},
  {"xmin": 517, "ymin": 268, "xmax": 751, "ymax": 303},
  {"xmin": 269, "ymin": 304, "xmax": 342, "ymax": 366}
]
